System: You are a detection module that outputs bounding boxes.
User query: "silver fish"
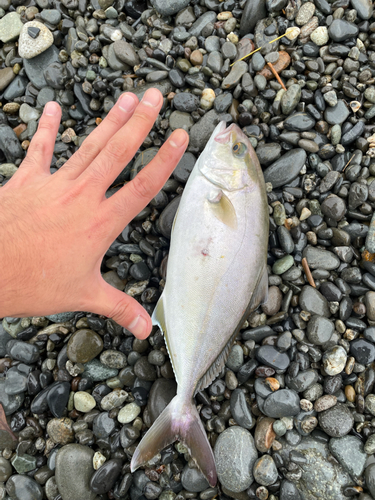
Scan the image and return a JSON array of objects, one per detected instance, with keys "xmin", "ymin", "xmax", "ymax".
[{"xmin": 131, "ymin": 121, "xmax": 269, "ymax": 486}]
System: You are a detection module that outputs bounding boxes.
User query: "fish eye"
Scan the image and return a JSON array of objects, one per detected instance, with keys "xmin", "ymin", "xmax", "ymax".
[{"xmin": 232, "ymin": 142, "xmax": 247, "ymax": 157}]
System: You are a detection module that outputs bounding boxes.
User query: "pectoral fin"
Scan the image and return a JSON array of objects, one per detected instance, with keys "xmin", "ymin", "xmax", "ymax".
[
  {"xmin": 152, "ymin": 294, "xmax": 166, "ymax": 332},
  {"xmin": 207, "ymin": 191, "xmax": 237, "ymax": 229}
]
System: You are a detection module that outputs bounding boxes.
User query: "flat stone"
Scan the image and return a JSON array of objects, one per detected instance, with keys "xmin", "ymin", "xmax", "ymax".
[
  {"xmin": 0, "ymin": 12, "xmax": 23, "ymax": 43},
  {"xmin": 214, "ymin": 426, "xmax": 258, "ymax": 492},
  {"xmin": 329, "ymin": 435, "xmax": 366, "ymax": 481},
  {"xmin": 254, "ymin": 417, "xmax": 276, "ymax": 452},
  {"xmin": 328, "ymin": 19, "xmax": 359, "ymax": 42},
  {"xmin": 230, "ymin": 389, "xmax": 254, "ymax": 429},
  {"xmin": 303, "ymin": 247, "xmax": 340, "ymax": 270},
  {"xmin": 278, "ymin": 436, "xmax": 354, "ymax": 500},
  {"xmin": 306, "ymin": 315, "xmax": 334, "ymax": 345},
  {"xmin": 299, "ymin": 286, "xmax": 330, "ymax": 317},
  {"xmin": 113, "ymin": 39, "xmax": 140, "ymax": 66},
  {"xmin": 263, "ymin": 149, "xmax": 306, "ymax": 189},
  {"xmin": 23, "ymin": 45, "xmax": 60, "ymax": 89},
  {"xmin": 0, "ymin": 67, "xmax": 15, "ymax": 91},
  {"xmin": 55, "ymin": 444, "xmax": 96, "ymax": 500},
  {"xmin": 0, "ymin": 125, "xmax": 24, "ymax": 162}
]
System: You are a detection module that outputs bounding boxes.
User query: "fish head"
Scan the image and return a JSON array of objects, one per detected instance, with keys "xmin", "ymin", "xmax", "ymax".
[{"xmin": 198, "ymin": 121, "xmax": 264, "ymax": 192}]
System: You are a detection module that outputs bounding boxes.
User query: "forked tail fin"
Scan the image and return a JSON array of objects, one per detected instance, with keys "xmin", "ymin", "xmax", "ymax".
[{"xmin": 130, "ymin": 396, "xmax": 217, "ymax": 487}]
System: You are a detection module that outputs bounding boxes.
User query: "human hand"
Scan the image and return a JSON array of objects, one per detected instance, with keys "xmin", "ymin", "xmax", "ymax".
[{"xmin": 0, "ymin": 88, "xmax": 189, "ymax": 339}]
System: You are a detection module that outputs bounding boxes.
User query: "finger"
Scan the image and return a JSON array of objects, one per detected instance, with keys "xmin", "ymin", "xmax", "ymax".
[
  {"xmin": 58, "ymin": 92, "xmax": 139, "ymax": 180},
  {"xmin": 19, "ymin": 102, "xmax": 61, "ymax": 175},
  {"xmin": 90, "ymin": 279, "xmax": 152, "ymax": 339},
  {"xmin": 80, "ymin": 88, "xmax": 164, "ymax": 190},
  {"xmin": 102, "ymin": 128, "xmax": 189, "ymax": 237}
]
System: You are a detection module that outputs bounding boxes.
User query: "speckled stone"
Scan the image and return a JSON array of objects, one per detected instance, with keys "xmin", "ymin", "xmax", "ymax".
[
  {"xmin": 18, "ymin": 21, "xmax": 54, "ymax": 59},
  {"xmin": 47, "ymin": 418, "xmax": 74, "ymax": 445},
  {"xmin": 329, "ymin": 435, "xmax": 366, "ymax": 481},
  {"xmin": 278, "ymin": 436, "xmax": 354, "ymax": 500},
  {"xmin": 318, "ymin": 403, "xmax": 354, "ymax": 437}
]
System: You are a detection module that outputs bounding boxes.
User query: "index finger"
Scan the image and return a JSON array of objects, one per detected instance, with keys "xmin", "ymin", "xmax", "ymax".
[{"xmin": 101, "ymin": 128, "xmax": 189, "ymax": 236}]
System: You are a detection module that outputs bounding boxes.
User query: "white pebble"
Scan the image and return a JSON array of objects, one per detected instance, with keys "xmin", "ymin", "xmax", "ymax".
[
  {"xmin": 117, "ymin": 402, "xmax": 141, "ymax": 424},
  {"xmin": 74, "ymin": 391, "xmax": 96, "ymax": 413},
  {"xmin": 93, "ymin": 451, "xmax": 106, "ymax": 470},
  {"xmin": 310, "ymin": 26, "xmax": 329, "ymax": 46}
]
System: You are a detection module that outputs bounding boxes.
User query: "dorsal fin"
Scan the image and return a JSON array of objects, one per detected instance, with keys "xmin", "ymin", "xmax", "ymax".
[{"xmin": 194, "ymin": 265, "xmax": 268, "ymax": 395}]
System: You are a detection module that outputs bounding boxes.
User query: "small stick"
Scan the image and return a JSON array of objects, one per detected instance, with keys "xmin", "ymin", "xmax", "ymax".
[
  {"xmin": 231, "ymin": 32, "xmax": 288, "ymax": 66},
  {"xmin": 267, "ymin": 62, "xmax": 287, "ymax": 91},
  {"xmin": 343, "ymin": 153, "xmax": 355, "ymax": 172},
  {"xmin": 302, "ymin": 257, "xmax": 316, "ymax": 288}
]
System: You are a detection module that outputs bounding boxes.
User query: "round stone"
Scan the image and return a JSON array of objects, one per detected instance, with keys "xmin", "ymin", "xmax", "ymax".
[
  {"xmin": 318, "ymin": 403, "xmax": 354, "ymax": 437},
  {"xmin": 67, "ymin": 329, "xmax": 103, "ymax": 364},
  {"xmin": 74, "ymin": 392, "xmax": 96, "ymax": 413},
  {"xmin": 100, "ymin": 389, "xmax": 127, "ymax": 411},
  {"xmin": 117, "ymin": 402, "xmax": 141, "ymax": 424},
  {"xmin": 310, "ymin": 26, "xmax": 328, "ymax": 45},
  {"xmin": 253, "ymin": 455, "xmax": 278, "ymax": 486},
  {"xmin": 46, "ymin": 418, "xmax": 74, "ymax": 445},
  {"xmin": 323, "ymin": 346, "xmax": 347, "ymax": 376},
  {"xmin": 181, "ymin": 465, "xmax": 209, "ymax": 492},
  {"xmin": 214, "ymin": 426, "xmax": 258, "ymax": 493}
]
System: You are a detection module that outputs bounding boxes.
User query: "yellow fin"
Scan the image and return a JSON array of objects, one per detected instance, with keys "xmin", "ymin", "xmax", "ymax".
[{"xmin": 207, "ymin": 191, "xmax": 237, "ymax": 229}]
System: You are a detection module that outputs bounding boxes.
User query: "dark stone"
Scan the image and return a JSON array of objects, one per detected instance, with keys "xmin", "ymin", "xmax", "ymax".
[{"xmin": 90, "ymin": 459, "xmax": 122, "ymax": 494}]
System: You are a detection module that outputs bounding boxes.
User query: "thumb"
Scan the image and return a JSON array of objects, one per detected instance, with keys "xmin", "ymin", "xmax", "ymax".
[{"xmin": 90, "ymin": 280, "xmax": 152, "ymax": 339}]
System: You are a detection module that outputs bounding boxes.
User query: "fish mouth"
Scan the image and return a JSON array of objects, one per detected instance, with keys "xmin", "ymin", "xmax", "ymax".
[{"xmin": 214, "ymin": 122, "xmax": 240, "ymax": 144}]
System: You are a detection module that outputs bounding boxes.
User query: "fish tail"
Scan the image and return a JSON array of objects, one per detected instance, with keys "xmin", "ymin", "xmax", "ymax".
[{"xmin": 130, "ymin": 396, "xmax": 217, "ymax": 487}]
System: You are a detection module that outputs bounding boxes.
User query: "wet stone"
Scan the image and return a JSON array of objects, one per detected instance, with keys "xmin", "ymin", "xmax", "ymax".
[
  {"xmin": 93, "ymin": 412, "xmax": 116, "ymax": 438},
  {"xmin": 6, "ymin": 475, "xmax": 43, "ymax": 500},
  {"xmin": 350, "ymin": 338, "xmax": 375, "ymax": 365},
  {"xmin": 55, "ymin": 444, "xmax": 96, "ymax": 500},
  {"xmin": 173, "ymin": 93, "xmax": 199, "ymax": 113},
  {"xmin": 226, "ymin": 344, "xmax": 244, "ymax": 372},
  {"xmin": 90, "ymin": 458, "xmax": 122, "ymax": 494},
  {"xmin": 256, "ymin": 345, "xmax": 290, "ymax": 371},
  {"xmin": 214, "ymin": 426, "xmax": 258, "ymax": 492},
  {"xmin": 278, "ymin": 436, "xmax": 353, "ymax": 500},
  {"xmin": 329, "ymin": 435, "xmax": 366, "ymax": 481},
  {"xmin": 6, "ymin": 339, "xmax": 39, "ymax": 364},
  {"xmin": 299, "ymin": 286, "xmax": 330, "ymax": 318},
  {"xmin": 147, "ymin": 378, "xmax": 177, "ymax": 424},
  {"xmin": 328, "ymin": 19, "xmax": 359, "ymax": 42},
  {"xmin": 230, "ymin": 388, "xmax": 253, "ymax": 429},
  {"xmin": 253, "ymin": 455, "xmax": 278, "ymax": 486},
  {"xmin": 323, "ymin": 346, "xmax": 347, "ymax": 376},
  {"xmin": 306, "ymin": 315, "xmax": 334, "ymax": 345},
  {"xmin": 263, "ymin": 149, "xmax": 306, "ymax": 188},
  {"xmin": 263, "ymin": 389, "xmax": 300, "ymax": 418},
  {"xmin": 47, "ymin": 418, "xmax": 74, "ymax": 445},
  {"xmin": 67, "ymin": 329, "xmax": 103, "ymax": 364},
  {"xmin": 181, "ymin": 465, "xmax": 209, "ymax": 492},
  {"xmin": 303, "ymin": 247, "xmax": 340, "ymax": 270},
  {"xmin": 318, "ymin": 403, "xmax": 354, "ymax": 437}
]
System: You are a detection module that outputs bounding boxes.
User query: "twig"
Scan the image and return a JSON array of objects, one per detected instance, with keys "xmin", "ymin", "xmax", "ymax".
[
  {"xmin": 302, "ymin": 257, "xmax": 316, "ymax": 288},
  {"xmin": 267, "ymin": 62, "xmax": 286, "ymax": 91},
  {"xmin": 343, "ymin": 153, "xmax": 355, "ymax": 172}
]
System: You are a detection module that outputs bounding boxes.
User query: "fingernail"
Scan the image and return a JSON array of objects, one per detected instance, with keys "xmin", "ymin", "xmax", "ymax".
[
  {"xmin": 142, "ymin": 89, "xmax": 161, "ymax": 107},
  {"xmin": 128, "ymin": 315, "xmax": 150, "ymax": 338},
  {"xmin": 170, "ymin": 129, "xmax": 188, "ymax": 148},
  {"xmin": 118, "ymin": 93, "xmax": 137, "ymax": 112},
  {"xmin": 44, "ymin": 101, "xmax": 58, "ymax": 116}
]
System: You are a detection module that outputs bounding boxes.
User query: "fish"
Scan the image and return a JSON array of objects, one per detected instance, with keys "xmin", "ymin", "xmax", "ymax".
[{"xmin": 130, "ymin": 121, "xmax": 269, "ymax": 486}]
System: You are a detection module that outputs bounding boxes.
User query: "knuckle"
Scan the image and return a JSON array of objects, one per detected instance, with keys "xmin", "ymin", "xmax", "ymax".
[
  {"xmin": 106, "ymin": 140, "xmax": 126, "ymax": 163},
  {"xmin": 107, "ymin": 298, "xmax": 132, "ymax": 325},
  {"xmin": 129, "ymin": 171, "xmax": 153, "ymax": 201},
  {"xmin": 134, "ymin": 110, "xmax": 153, "ymax": 127}
]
